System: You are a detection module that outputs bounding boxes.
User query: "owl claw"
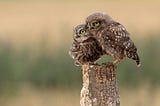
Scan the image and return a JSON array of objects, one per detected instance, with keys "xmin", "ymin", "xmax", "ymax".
[
  {"xmin": 86, "ymin": 62, "xmax": 96, "ymax": 65},
  {"xmin": 102, "ymin": 62, "xmax": 113, "ymax": 66},
  {"xmin": 113, "ymin": 59, "xmax": 121, "ymax": 65},
  {"xmin": 74, "ymin": 61, "xmax": 81, "ymax": 66}
]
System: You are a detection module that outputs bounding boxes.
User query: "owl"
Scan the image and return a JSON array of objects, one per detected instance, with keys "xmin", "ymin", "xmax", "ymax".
[
  {"xmin": 69, "ymin": 24, "xmax": 105, "ymax": 66},
  {"xmin": 85, "ymin": 12, "xmax": 141, "ymax": 67}
]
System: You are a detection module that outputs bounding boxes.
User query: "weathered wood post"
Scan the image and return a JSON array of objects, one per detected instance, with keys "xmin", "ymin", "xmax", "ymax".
[{"xmin": 80, "ymin": 63, "xmax": 120, "ymax": 106}]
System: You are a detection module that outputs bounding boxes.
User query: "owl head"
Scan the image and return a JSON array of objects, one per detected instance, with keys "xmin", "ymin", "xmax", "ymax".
[
  {"xmin": 73, "ymin": 24, "xmax": 90, "ymax": 42},
  {"xmin": 86, "ymin": 12, "xmax": 113, "ymax": 35}
]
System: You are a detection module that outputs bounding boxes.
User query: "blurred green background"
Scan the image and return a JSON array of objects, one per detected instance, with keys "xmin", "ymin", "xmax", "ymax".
[{"xmin": 0, "ymin": 0, "xmax": 160, "ymax": 106}]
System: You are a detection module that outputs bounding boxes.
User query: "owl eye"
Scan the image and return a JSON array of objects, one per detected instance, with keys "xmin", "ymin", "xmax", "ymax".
[
  {"xmin": 92, "ymin": 21, "xmax": 100, "ymax": 27},
  {"xmin": 79, "ymin": 29, "xmax": 86, "ymax": 34}
]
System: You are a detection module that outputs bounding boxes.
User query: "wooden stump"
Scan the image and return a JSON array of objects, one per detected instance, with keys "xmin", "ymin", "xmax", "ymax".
[{"xmin": 80, "ymin": 63, "xmax": 120, "ymax": 106}]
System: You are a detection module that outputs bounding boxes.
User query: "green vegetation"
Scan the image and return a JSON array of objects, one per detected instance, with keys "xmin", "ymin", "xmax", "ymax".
[{"xmin": 0, "ymin": 35, "xmax": 159, "ymax": 92}]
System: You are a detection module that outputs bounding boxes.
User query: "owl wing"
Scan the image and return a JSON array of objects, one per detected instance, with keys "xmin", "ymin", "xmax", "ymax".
[
  {"xmin": 69, "ymin": 39, "xmax": 83, "ymax": 66},
  {"xmin": 105, "ymin": 22, "xmax": 137, "ymax": 52},
  {"xmin": 69, "ymin": 39, "xmax": 81, "ymax": 59}
]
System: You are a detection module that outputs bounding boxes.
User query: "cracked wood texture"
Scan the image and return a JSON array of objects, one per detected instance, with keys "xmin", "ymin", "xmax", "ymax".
[{"xmin": 80, "ymin": 63, "xmax": 120, "ymax": 106}]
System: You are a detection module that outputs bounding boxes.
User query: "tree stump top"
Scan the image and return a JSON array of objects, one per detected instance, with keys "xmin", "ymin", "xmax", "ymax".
[{"xmin": 80, "ymin": 63, "xmax": 120, "ymax": 106}]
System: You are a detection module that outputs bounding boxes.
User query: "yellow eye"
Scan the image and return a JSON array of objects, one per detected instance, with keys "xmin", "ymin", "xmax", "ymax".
[
  {"xmin": 92, "ymin": 21, "xmax": 100, "ymax": 27},
  {"xmin": 79, "ymin": 29, "xmax": 86, "ymax": 34}
]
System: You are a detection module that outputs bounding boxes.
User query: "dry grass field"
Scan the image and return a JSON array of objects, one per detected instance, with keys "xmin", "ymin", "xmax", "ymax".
[
  {"xmin": 0, "ymin": 85, "xmax": 160, "ymax": 106},
  {"xmin": 0, "ymin": 0, "xmax": 160, "ymax": 52}
]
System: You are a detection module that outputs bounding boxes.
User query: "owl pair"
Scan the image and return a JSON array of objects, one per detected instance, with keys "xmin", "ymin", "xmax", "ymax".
[{"xmin": 69, "ymin": 12, "xmax": 141, "ymax": 67}]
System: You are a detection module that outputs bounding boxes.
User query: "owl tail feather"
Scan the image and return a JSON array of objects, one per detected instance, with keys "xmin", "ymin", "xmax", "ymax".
[
  {"xmin": 134, "ymin": 53, "xmax": 141, "ymax": 68},
  {"xmin": 126, "ymin": 51, "xmax": 141, "ymax": 67},
  {"xmin": 136, "ymin": 60, "xmax": 141, "ymax": 68}
]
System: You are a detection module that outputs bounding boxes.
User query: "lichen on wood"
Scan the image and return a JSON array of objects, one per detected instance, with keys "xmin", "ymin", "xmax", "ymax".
[{"xmin": 80, "ymin": 63, "xmax": 120, "ymax": 106}]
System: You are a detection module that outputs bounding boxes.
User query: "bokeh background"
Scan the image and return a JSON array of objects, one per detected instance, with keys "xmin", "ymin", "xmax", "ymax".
[{"xmin": 0, "ymin": 0, "xmax": 160, "ymax": 106}]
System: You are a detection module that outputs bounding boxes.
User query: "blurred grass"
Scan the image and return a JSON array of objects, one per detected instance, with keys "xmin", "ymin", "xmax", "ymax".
[
  {"xmin": 0, "ymin": 0, "xmax": 160, "ymax": 106},
  {"xmin": 0, "ymin": 35, "xmax": 159, "ymax": 90},
  {"xmin": 0, "ymin": 85, "xmax": 160, "ymax": 106}
]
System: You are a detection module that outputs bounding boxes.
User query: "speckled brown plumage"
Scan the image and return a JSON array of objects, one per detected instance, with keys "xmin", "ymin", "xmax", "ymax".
[
  {"xmin": 69, "ymin": 24, "xmax": 105, "ymax": 66},
  {"xmin": 86, "ymin": 12, "xmax": 141, "ymax": 67}
]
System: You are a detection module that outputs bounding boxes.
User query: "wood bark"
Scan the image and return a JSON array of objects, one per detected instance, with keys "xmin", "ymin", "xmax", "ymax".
[{"xmin": 80, "ymin": 63, "xmax": 120, "ymax": 106}]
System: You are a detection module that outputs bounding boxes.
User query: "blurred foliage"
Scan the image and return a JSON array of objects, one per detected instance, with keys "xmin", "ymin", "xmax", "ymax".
[{"xmin": 0, "ymin": 34, "xmax": 159, "ymax": 93}]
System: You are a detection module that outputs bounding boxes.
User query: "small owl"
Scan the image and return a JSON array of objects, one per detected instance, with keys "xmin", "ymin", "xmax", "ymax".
[
  {"xmin": 69, "ymin": 24, "xmax": 105, "ymax": 66},
  {"xmin": 86, "ymin": 12, "xmax": 141, "ymax": 67}
]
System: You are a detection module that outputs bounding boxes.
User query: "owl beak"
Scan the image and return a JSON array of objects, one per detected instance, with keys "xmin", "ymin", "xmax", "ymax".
[{"xmin": 86, "ymin": 23, "xmax": 90, "ymax": 30}]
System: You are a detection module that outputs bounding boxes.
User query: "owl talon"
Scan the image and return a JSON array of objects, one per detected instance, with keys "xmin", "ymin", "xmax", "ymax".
[
  {"xmin": 74, "ymin": 61, "xmax": 81, "ymax": 66},
  {"xmin": 86, "ymin": 62, "xmax": 95, "ymax": 65},
  {"xmin": 102, "ymin": 62, "xmax": 113, "ymax": 66},
  {"xmin": 113, "ymin": 59, "xmax": 121, "ymax": 65},
  {"xmin": 94, "ymin": 62, "xmax": 99, "ymax": 65}
]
